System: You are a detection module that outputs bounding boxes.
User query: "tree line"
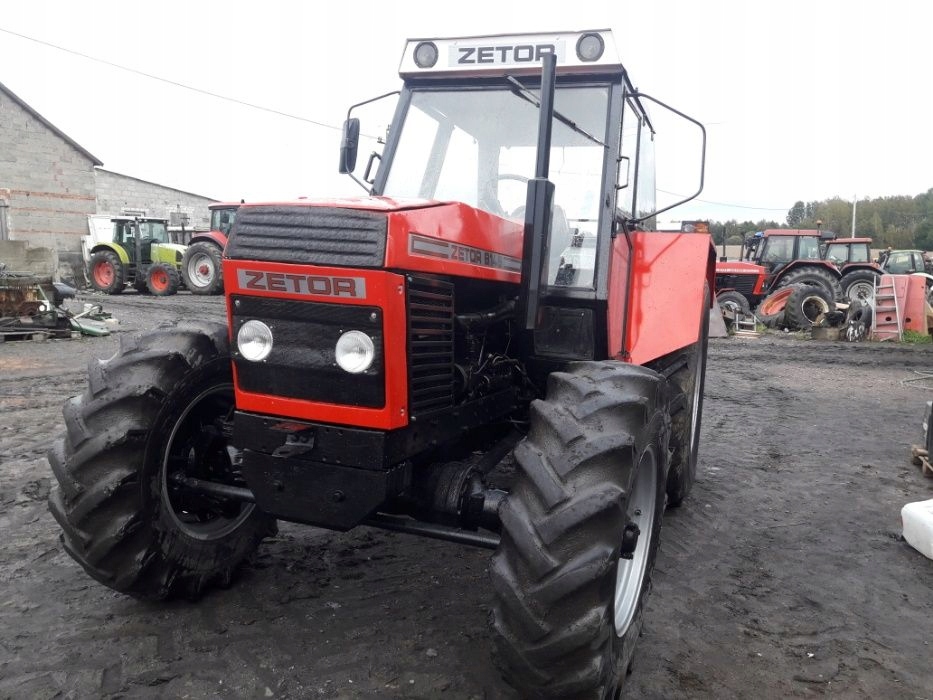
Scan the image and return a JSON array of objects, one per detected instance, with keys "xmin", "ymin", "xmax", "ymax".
[{"xmin": 702, "ymin": 189, "xmax": 933, "ymax": 250}]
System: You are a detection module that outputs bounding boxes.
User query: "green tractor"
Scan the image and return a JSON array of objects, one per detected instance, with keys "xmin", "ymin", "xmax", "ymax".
[{"xmin": 87, "ymin": 217, "xmax": 185, "ymax": 296}]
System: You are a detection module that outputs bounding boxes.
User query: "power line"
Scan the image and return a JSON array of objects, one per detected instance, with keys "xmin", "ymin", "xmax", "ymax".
[
  {"xmin": 0, "ymin": 25, "xmax": 342, "ymax": 131},
  {"xmin": 657, "ymin": 188, "xmax": 789, "ymax": 212}
]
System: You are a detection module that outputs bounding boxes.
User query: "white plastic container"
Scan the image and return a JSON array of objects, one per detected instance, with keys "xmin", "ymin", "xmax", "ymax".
[{"xmin": 902, "ymin": 499, "xmax": 933, "ymax": 560}]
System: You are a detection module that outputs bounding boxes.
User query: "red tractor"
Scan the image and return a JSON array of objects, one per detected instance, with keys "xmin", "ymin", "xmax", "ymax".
[
  {"xmin": 180, "ymin": 202, "xmax": 239, "ymax": 295},
  {"xmin": 714, "ymin": 229, "xmax": 843, "ymax": 320},
  {"xmin": 823, "ymin": 236, "xmax": 881, "ymax": 302},
  {"xmin": 48, "ymin": 31, "xmax": 714, "ymax": 698}
]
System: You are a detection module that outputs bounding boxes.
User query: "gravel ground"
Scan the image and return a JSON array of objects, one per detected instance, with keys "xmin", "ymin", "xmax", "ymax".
[{"xmin": 1, "ymin": 290, "xmax": 931, "ymax": 699}]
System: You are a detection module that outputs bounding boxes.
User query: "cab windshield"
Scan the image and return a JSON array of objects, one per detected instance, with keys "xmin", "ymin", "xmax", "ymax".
[
  {"xmin": 211, "ymin": 208, "xmax": 237, "ymax": 236},
  {"xmin": 139, "ymin": 221, "xmax": 168, "ymax": 242},
  {"xmin": 383, "ymin": 85, "xmax": 611, "ymax": 288}
]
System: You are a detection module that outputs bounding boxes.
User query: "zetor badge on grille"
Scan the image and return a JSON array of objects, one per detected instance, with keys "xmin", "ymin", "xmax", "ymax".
[
  {"xmin": 48, "ymin": 29, "xmax": 715, "ymax": 699},
  {"xmin": 236, "ymin": 269, "xmax": 367, "ymax": 298}
]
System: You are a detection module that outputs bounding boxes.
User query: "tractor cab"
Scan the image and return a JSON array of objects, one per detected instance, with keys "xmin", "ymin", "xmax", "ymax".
[
  {"xmin": 209, "ymin": 204, "xmax": 238, "ymax": 237},
  {"xmin": 823, "ymin": 237, "xmax": 874, "ymax": 266},
  {"xmin": 337, "ymin": 30, "xmax": 706, "ymax": 335},
  {"xmin": 743, "ymin": 229, "xmax": 832, "ymax": 274},
  {"xmin": 113, "ymin": 217, "xmax": 172, "ymax": 264}
]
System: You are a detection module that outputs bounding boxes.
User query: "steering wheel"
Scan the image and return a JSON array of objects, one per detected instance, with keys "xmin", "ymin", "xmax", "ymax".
[{"xmin": 496, "ymin": 174, "xmax": 530, "ymax": 218}]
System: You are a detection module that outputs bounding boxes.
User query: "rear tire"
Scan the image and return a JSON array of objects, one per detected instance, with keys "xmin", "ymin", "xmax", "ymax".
[
  {"xmin": 147, "ymin": 263, "xmax": 180, "ymax": 296},
  {"xmin": 667, "ymin": 284, "xmax": 710, "ymax": 506},
  {"xmin": 47, "ymin": 321, "xmax": 275, "ymax": 600},
  {"xmin": 182, "ymin": 241, "xmax": 225, "ymax": 295},
  {"xmin": 88, "ymin": 251, "xmax": 125, "ymax": 295},
  {"xmin": 774, "ymin": 266, "xmax": 842, "ymax": 301},
  {"xmin": 840, "ymin": 269, "xmax": 879, "ymax": 304},
  {"xmin": 490, "ymin": 362, "xmax": 670, "ymax": 699},
  {"xmin": 715, "ymin": 290, "xmax": 751, "ymax": 318},
  {"xmin": 784, "ymin": 283, "xmax": 834, "ymax": 330}
]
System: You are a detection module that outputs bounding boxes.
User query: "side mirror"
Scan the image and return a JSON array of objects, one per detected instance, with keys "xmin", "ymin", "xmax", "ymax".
[{"xmin": 339, "ymin": 118, "xmax": 361, "ymax": 174}]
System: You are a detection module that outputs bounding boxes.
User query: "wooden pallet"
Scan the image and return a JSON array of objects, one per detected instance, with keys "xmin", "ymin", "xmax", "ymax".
[
  {"xmin": 910, "ymin": 445, "xmax": 933, "ymax": 478},
  {"xmin": 0, "ymin": 327, "xmax": 78, "ymax": 342}
]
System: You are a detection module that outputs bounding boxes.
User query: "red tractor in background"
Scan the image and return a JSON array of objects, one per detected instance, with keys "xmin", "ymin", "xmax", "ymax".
[
  {"xmin": 179, "ymin": 202, "xmax": 240, "ymax": 295},
  {"xmin": 823, "ymin": 236, "xmax": 882, "ymax": 302},
  {"xmin": 48, "ymin": 30, "xmax": 714, "ymax": 698},
  {"xmin": 715, "ymin": 228, "xmax": 850, "ymax": 326}
]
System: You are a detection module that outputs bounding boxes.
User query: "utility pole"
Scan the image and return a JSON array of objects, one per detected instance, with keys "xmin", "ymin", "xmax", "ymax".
[{"xmin": 851, "ymin": 194, "xmax": 857, "ymax": 238}]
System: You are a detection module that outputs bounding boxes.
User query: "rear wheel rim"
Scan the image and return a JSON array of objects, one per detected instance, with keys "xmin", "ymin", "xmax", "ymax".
[
  {"xmin": 187, "ymin": 253, "xmax": 214, "ymax": 288},
  {"xmin": 688, "ymin": 337, "xmax": 706, "ymax": 457},
  {"xmin": 614, "ymin": 448, "xmax": 657, "ymax": 636},
  {"xmin": 847, "ymin": 281, "xmax": 874, "ymax": 302},
  {"xmin": 759, "ymin": 287, "xmax": 793, "ymax": 315},
  {"xmin": 801, "ymin": 295, "xmax": 830, "ymax": 322},
  {"xmin": 161, "ymin": 383, "xmax": 254, "ymax": 540},
  {"xmin": 94, "ymin": 261, "xmax": 114, "ymax": 286}
]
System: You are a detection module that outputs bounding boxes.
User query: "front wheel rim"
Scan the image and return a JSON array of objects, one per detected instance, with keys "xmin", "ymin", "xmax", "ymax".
[
  {"xmin": 161, "ymin": 382, "xmax": 254, "ymax": 540},
  {"xmin": 614, "ymin": 449, "xmax": 657, "ymax": 636}
]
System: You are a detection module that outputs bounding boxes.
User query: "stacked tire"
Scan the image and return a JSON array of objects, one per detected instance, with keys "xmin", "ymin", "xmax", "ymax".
[{"xmin": 756, "ymin": 283, "xmax": 836, "ymax": 331}]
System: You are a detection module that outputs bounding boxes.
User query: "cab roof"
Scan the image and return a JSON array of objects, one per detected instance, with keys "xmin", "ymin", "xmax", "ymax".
[
  {"xmin": 110, "ymin": 216, "xmax": 168, "ymax": 223},
  {"xmin": 399, "ymin": 30, "xmax": 623, "ymax": 78}
]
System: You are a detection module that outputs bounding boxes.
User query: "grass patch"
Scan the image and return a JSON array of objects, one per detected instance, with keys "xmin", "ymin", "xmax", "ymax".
[{"xmin": 902, "ymin": 330, "xmax": 933, "ymax": 344}]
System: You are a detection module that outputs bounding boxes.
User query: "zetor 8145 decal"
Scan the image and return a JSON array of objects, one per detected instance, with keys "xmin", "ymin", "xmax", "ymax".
[{"xmin": 49, "ymin": 30, "xmax": 715, "ymax": 698}]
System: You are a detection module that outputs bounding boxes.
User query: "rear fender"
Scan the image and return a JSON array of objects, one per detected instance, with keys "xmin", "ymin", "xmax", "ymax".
[
  {"xmin": 840, "ymin": 262, "xmax": 881, "ymax": 275},
  {"xmin": 190, "ymin": 231, "xmax": 228, "ymax": 249},
  {"xmin": 89, "ymin": 243, "xmax": 129, "ymax": 265},
  {"xmin": 777, "ymin": 260, "xmax": 841, "ymax": 280},
  {"xmin": 612, "ymin": 232, "xmax": 715, "ymax": 365}
]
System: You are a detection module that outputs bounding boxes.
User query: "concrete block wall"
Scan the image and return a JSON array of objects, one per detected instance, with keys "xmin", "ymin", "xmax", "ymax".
[
  {"xmin": 96, "ymin": 169, "xmax": 215, "ymax": 228},
  {"xmin": 0, "ymin": 90, "xmax": 97, "ymax": 260},
  {"xmin": 0, "ymin": 239, "xmax": 58, "ymax": 278}
]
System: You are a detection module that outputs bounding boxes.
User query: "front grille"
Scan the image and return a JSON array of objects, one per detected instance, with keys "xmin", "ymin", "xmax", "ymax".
[
  {"xmin": 407, "ymin": 276, "xmax": 454, "ymax": 416},
  {"xmin": 231, "ymin": 295, "xmax": 385, "ymax": 408},
  {"xmin": 226, "ymin": 205, "xmax": 387, "ymax": 268},
  {"xmin": 716, "ymin": 273, "xmax": 757, "ymax": 296}
]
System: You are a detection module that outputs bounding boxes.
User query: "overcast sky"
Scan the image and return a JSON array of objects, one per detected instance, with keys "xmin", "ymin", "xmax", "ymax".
[{"xmin": 1, "ymin": 0, "xmax": 931, "ymax": 227}]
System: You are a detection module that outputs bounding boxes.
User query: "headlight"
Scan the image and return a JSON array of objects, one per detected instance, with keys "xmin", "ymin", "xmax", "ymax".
[
  {"xmin": 335, "ymin": 330, "xmax": 375, "ymax": 374},
  {"xmin": 237, "ymin": 320, "xmax": 273, "ymax": 362}
]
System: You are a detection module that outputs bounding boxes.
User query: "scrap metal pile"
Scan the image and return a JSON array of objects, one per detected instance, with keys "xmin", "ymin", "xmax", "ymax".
[{"xmin": 0, "ymin": 263, "xmax": 110, "ymax": 340}]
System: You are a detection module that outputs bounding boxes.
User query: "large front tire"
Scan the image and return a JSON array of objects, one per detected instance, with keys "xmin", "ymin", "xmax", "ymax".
[
  {"xmin": 490, "ymin": 362, "xmax": 670, "ymax": 698},
  {"xmin": 47, "ymin": 321, "xmax": 275, "ymax": 600},
  {"xmin": 147, "ymin": 263, "xmax": 181, "ymax": 296}
]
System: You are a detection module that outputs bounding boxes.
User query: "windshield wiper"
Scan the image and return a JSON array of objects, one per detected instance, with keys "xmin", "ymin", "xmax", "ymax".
[{"xmin": 505, "ymin": 75, "xmax": 607, "ymax": 149}]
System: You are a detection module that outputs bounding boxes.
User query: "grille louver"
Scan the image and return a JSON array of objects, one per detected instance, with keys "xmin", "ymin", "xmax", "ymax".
[
  {"xmin": 407, "ymin": 276, "xmax": 454, "ymax": 416},
  {"xmin": 225, "ymin": 205, "xmax": 387, "ymax": 267}
]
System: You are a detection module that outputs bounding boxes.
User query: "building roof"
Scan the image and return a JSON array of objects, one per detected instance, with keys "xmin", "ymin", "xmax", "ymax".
[
  {"xmin": 0, "ymin": 80, "xmax": 103, "ymax": 166},
  {"xmin": 95, "ymin": 168, "xmax": 218, "ymax": 202}
]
